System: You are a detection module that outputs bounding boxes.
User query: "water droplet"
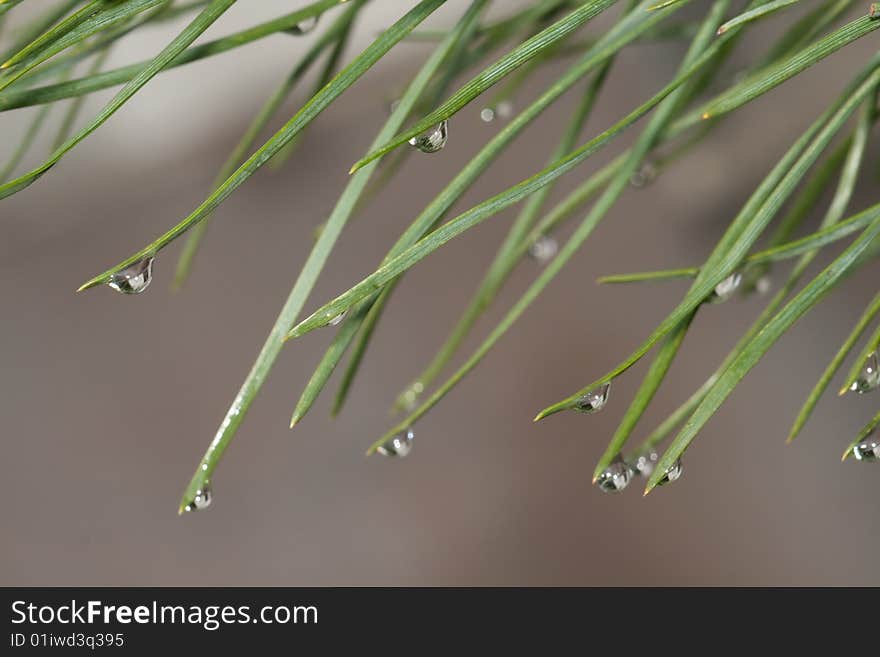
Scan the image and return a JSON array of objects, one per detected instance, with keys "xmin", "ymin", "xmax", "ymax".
[
  {"xmin": 400, "ymin": 382, "xmax": 423, "ymax": 412},
  {"xmin": 596, "ymin": 458, "xmax": 632, "ymax": 494},
  {"xmin": 574, "ymin": 383, "xmax": 610, "ymax": 414},
  {"xmin": 528, "ymin": 235, "xmax": 558, "ymax": 264},
  {"xmin": 287, "ymin": 15, "xmax": 318, "ymax": 35},
  {"xmin": 480, "ymin": 101, "xmax": 513, "ymax": 123},
  {"xmin": 849, "ymin": 351, "xmax": 880, "ymax": 394},
  {"xmin": 631, "ymin": 449, "xmax": 659, "ymax": 478},
  {"xmin": 755, "ymin": 275, "xmax": 772, "ymax": 296},
  {"xmin": 377, "ymin": 428, "xmax": 415, "ymax": 458},
  {"xmin": 327, "ymin": 310, "xmax": 347, "ymax": 327},
  {"xmin": 408, "ymin": 120, "xmax": 448, "ymax": 153},
  {"xmin": 853, "ymin": 434, "xmax": 880, "ymax": 462},
  {"xmin": 629, "ymin": 161, "xmax": 658, "ymax": 188},
  {"xmin": 388, "ymin": 98, "xmax": 401, "ymax": 115},
  {"xmin": 656, "ymin": 459, "xmax": 683, "ymax": 486},
  {"xmin": 107, "ymin": 256, "xmax": 154, "ymax": 295},
  {"xmin": 184, "ymin": 482, "xmax": 213, "ymax": 512},
  {"xmin": 708, "ymin": 272, "xmax": 742, "ymax": 304}
]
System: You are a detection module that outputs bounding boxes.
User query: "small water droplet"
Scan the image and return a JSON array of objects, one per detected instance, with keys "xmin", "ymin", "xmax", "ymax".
[
  {"xmin": 849, "ymin": 351, "xmax": 880, "ymax": 394},
  {"xmin": 287, "ymin": 15, "xmax": 318, "ymax": 35},
  {"xmin": 574, "ymin": 383, "xmax": 610, "ymax": 414},
  {"xmin": 755, "ymin": 275, "xmax": 772, "ymax": 296},
  {"xmin": 480, "ymin": 101, "xmax": 513, "ymax": 123},
  {"xmin": 184, "ymin": 482, "xmax": 213, "ymax": 512},
  {"xmin": 629, "ymin": 161, "xmax": 659, "ymax": 188},
  {"xmin": 528, "ymin": 235, "xmax": 558, "ymax": 264},
  {"xmin": 853, "ymin": 434, "xmax": 880, "ymax": 462},
  {"xmin": 656, "ymin": 459, "xmax": 683, "ymax": 486},
  {"xmin": 708, "ymin": 272, "xmax": 742, "ymax": 304},
  {"xmin": 377, "ymin": 428, "xmax": 415, "ymax": 458},
  {"xmin": 596, "ymin": 458, "xmax": 632, "ymax": 494},
  {"xmin": 327, "ymin": 310, "xmax": 347, "ymax": 327},
  {"xmin": 631, "ymin": 449, "xmax": 659, "ymax": 478},
  {"xmin": 388, "ymin": 98, "xmax": 401, "ymax": 115},
  {"xmin": 107, "ymin": 256, "xmax": 154, "ymax": 295},
  {"xmin": 400, "ymin": 382, "xmax": 423, "ymax": 412},
  {"xmin": 408, "ymin": 120, "xmax": 448, "ymax": 153}
]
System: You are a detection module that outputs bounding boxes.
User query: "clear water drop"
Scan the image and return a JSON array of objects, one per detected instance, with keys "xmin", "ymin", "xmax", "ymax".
[
  {"xmin": 631, "ymin": 449, "xmax": 659, "ymax": 478},
  {"xmin": 408, "ymin": 119, "xmax": 448, "ymax": 153},
  {"xmin": 400, "ymin": 382, "xmax": 423, "ymax": 412},
  {"xmin": 708, "ymin": 272, "xmax": 742, "ymax": 303},
  {"xmin": 480, "ymin": 101, "xmax": 513, "ymax": 123},
  {"xmin": 496, "ymin": 100, "xmax": 514, "ymax": 119},
  {"xmin": 596, "ymin": 458, "xmax": 632, "ymax": 494},
  {"xmin": 574, "ymin": 383, "xmax": 610, "ymax": 414},
  {"xmin": 388, "ymin": 98, "xmax": 401, "ymax": 115},
  {"xmin": 849, "ymin": 351, "xmax": 879, "ymax": 394},
  {"xmin": 377, "ymin": 428, "xmax": 415, "ymax": 458},
  {"xmin": 184, "ymin": 482, "xmax": 213, "ymax": 512},
  {"xmin": 853, "ymin": 434, "xmax": 880, "ymax": 462},
  {"xmin": 327, "ymin": 310, "xmax": 348, "ymax": 327},
  {"xmin": 629, "ymin": 161, "xmax": 658, "ymax": 188},
  {"xmin": 656, "ymin": 459, "xmax": 683, "ymax": 486},
  {"xmin": 755, "ymin": 275, "xmax": 772, "ymax": 296},
  {"xmin": 528, "ymin": 235, "xmax": 558, "ymax": 264},
  {"xmin": 287, "ymin": 15, "xmax": 318, "ymax": 35},
  {"xmin": 107, "ymin": 256, "xmax": 154, "ymax": 295}
]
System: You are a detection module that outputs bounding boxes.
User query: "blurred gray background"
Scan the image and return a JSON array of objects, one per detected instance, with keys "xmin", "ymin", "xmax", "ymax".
[{"xmin": 1, "ymin": 1, "xmax": 878, "ymax": 586}]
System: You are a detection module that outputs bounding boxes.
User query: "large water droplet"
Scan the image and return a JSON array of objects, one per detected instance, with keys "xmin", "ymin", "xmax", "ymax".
[
  {"xmin": 107, "ymin": 256, "xmax": 154, "ymax": 295},
  {"xmin": 408, "ymin": 120, "xmax": 448, "ymax": 153},
  {"xmin": 377, "ymin": 428, "xmax": 415, "ymax": 458},
  {"xmin": 596, "ymin": 458, "xmax": 632, "ymax": 494},
  {"xmin": 656, "ymin": 459, "xmax": 683, "ymax": 486},
  {"xmin": 853, "ymin": 434, "xmax": 880, "ymax": 462},
  {"xmin": 574, "ymin": 383, "xmax": 610, "ymax": 414},
  {"xmin": 629, "ymin": 161, "xmax": 658, "ymax": 188},
  {"xmin": 327, "ymin": 310, "xmax": 348, "ymax": 327},
  {"xmin": 287, "ymin": 15, "xmax": 318, "ymax": 35},
  {"xmin": 183, "ymin": 482, "xmax": 213, "ymax": 512},
  {"xmin": 480, "ymin": 100, "xmax": 513, "ymax": 123},
  {"xmin": 528, "ymin": 235, "xmax": 558, "ymax": 264},
  {"xmin": 849, "ymin": 351, "xmax": 879, "ymax": 394},
  {"xmin": 631, "ymin": 449, "xmax": 659, "ymax": 478},
  {"xmin": 708, "ymin": 272, "xmax": 742, "ymax": 304}
]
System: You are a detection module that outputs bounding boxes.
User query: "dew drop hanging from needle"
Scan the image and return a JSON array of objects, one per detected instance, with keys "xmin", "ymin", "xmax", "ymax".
[
  {"xmin": 849, "ymin": 351, "xmax": 879, "ymax": 394},
  {"xmin": 480, "ymin": 100, "xmax": 513, "ymax": 123},
  {"xmin": 708, "ymin": 271, "xmax": 742, "ymax": 304},
  {"xmin": 286, "ymin": 15, "xmax": 318, "ymax": 35},
  {"xmin": 408, "ymin": 120, "xmax": 448, "ymax": 153},
  {"xmin": 629, "ymin": 161, "xmax": 658, "ymax": 188},
  {"xmin": 574, "ymin": 382, "xmax": 610, "ymax": 414},
  {"xmin": 327, "ymin": 310, "xmax": 348, "ymax": 327},
  {"xmin": 631, "ymin": 449, "xmax": 659, "ymax": 478},
  {"xmin": 107, "ymin": 256, "xmax": 154, "ymax": 295},
  {"xmin": 183, "ymin": 481, "xmax": 213, "ymax": 512},
  {"xmin": 595, "ymin": 457, "xmax": 632, "ymax": 494},
  {"xmin": 852, "ymin": 433, "xmax": 880, "ymax": 462},
  {"xmin": 377, "ymin": 428, "xmax": 415, "ymax": 458},
  {"xmin": 655, "ymin": 459, "xmax": 683, "ymax": 486},
  {"xmin": 528, "ymin": 235, "xmax": 558, "ymax": 264}
]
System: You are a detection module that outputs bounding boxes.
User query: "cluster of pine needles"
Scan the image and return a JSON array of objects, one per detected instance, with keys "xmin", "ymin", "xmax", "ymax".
[{"xmin": 1, "ymin": 0, "xmax": 878, "ymax": 511}]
